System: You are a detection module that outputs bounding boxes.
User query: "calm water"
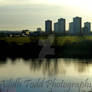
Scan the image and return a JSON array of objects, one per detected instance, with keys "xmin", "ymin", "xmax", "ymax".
[{"xmin": 0, "ymin": 58, "xmax": 92, "ymax": 92}]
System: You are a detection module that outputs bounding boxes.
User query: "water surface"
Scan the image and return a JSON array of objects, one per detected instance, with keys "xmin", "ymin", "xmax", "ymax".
[{"xmin": 0, "ymin": 58, "xmax": 92, "ymax": 92}]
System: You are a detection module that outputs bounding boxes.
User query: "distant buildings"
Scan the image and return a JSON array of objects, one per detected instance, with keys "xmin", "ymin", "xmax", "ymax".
[
  {"xmin": 84, "ymin": 22, "xmax": 91, "ymax": 33},
  {"xmin": 68, "ymin": 17, "xmax": 82, "ymax": 35},
  {"xmin": 37, "ymin": 28, "xmax": 42, "ymax": 32},
  {"xmin": 45, "ymin": 20, "xmax": 52, "ymax": 33},
  {"xmin": 58, "ymin": 18, "xmax": 66, "ymax": 33},
  {"xmin": 69, "ymin": 22, "xmax": 74, "ymax": 34},
  {"xmin": 44, "ymin": 17, "xmax": 92, "ymax": 35},
  {"xmin": 54, "ymin": 18, "xmax": 66, "ymax": 33},
  {"xmin": 54, "ymin": 22, "xmax": 59, "ymax": 33},
  {"xmin": 73, "ymin": 17, "xmax": 82, "ymax": 34},
  {"xmin": 0, "ymin": 17, "xmax": 91, "ymax": 37}
]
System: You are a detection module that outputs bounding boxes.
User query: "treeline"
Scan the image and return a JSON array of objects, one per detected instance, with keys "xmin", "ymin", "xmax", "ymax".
[{"xmin": 0, "ymin": 36, "xmax": 92, "ymax": 60}]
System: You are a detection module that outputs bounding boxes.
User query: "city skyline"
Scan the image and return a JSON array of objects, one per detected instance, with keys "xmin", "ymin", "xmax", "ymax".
[
  {"xmin": 0, "ymin": 0, "xmax": 92, "ymax": 31},
  {"xmin": 0, "ymin": 16, "xmax": 92, "ymax": 32},
  {"xmin": 45, "ymin": 17, "xmax": 91, "ymax": 34}
]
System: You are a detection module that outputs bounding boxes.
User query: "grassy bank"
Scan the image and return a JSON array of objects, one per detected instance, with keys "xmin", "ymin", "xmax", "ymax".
[
  {"xmin": 0, "ymin": 36, "xmax": 92, "ymax": 59},
  {"xmin": 0, "ymin": 37, "xmax": 31, "ymax": 45},
  {"xmin": 0, "ymin": 36, "xmax": 91, "ymax": 45}
]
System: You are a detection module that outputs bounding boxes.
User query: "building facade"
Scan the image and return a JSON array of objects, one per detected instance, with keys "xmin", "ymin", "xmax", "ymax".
[
  {"xmin": 73, "ymin": 17, "xmax": 82, "ymax": 34},
  {"xmin": 84, "ymin": 22, "xmax": 91, "ymax": 33},
  {"xmin": 54, "ymin": 18, "xmax": 66, "ymax": 34},
  {"xmin": 69, "ymin": 22, "xmax": 74, "ymax": 34},
  {"xmin": 45, "ymin": 20, "xmax": 52, "ymax": 33},
  {"xmin": 58, "ymin": 18, "xmax": 66, "ymax": 33},
  {"xmin": 54, "ymin": 22, "xmax": 59, "ymax": 33}
]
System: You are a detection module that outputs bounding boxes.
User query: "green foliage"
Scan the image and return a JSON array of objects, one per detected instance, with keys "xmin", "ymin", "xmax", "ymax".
[
  {"xmin": 0, "ymin": 36, "xmax": 92, "ymax": 46},
  {"xmin": 0, "ymin": 37, "xmax": 31, "ymax": 45}
]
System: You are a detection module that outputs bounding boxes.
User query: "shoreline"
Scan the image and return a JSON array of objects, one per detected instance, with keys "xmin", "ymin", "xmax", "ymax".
[{"xmin": 0, "ymin": 36, "xmax": 92, "ymax": 60}]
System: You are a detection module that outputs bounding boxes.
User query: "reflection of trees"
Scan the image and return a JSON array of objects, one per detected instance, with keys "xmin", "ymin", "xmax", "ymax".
[
  {"xmin": 74, "ymin": 62, "xmax": 89, "ymax": 73},
  {"xmin": 29, "ymin": 59, "xmax": 59, "ymax": 77},
  {"xmin": 42, "ymin": 59, "xmax": 59, "ymax": 76},
  {"xmin": 63, "ymin": 59, "xmax": 92, "ymax": 74},
  {"xmin": 28, "ymin": 59, "xmax": 67, "ymax": 77},
  {"xmin": 0, "ymin": 58, "xmax": 92, "ymax": 77},
  {"xmin": 27, "ymin": 59, "xmax": 92, "ymax": 77}
]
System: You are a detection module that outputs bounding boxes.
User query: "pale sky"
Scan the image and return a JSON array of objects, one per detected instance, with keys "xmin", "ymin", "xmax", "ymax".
[{"xmin": 0, "ymin": 0, "xmax": 92, "ymax": 31}]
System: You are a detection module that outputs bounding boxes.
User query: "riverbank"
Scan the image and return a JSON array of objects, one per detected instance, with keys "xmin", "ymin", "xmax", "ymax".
[{"xmin": 0, "ymin": 36, "xmax": 92, "ymax": 60}]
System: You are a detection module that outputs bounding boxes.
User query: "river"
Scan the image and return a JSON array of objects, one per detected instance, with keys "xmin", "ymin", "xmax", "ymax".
[{"xmin": 0, "ymin": 58, "xmax": 92, "ymax": 92}]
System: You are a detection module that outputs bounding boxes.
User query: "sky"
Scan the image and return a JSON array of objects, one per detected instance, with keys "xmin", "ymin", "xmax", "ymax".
[{"xmin": 0, "ymin": 0, "xmax": 92, "ymax": 31}]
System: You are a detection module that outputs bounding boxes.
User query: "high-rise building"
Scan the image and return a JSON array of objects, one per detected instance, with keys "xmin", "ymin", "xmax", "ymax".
[
  {"xmin": 69, "ymin": 22, "xmax": 74, "ymax": 34},
  {"xmin": 54, "ymin": 22, "xmax": 59, "ymax": 33},
  {"xmin": 45, "ymin": 20, "xmax": 52, "ymax": 33},
  {"xmin": 37, "ymin": 28, "xmax": 42, "ymax": 32},
  {"xmin": 73, "ymin": 17, "xmax": 82, "ymax": 34},
  {"xmin": 58, "ymin": 18, "xmax": 66, "ymax": 33},
  {"xmin": 84, "ymin": 22, "xmax": 91, "ymax": 33}
]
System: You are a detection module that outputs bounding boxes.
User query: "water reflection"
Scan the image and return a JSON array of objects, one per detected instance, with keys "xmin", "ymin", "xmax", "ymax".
[
  {"xmin": 0, "ymin": 58, "xmax": 92, "ymax": 79},
  {"xmin": 29, "ymin": 59, "xmax": 59, "ymax": 77}
]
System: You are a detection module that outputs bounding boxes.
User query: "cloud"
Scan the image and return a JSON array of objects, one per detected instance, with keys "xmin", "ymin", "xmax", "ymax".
[
  {"xmin": 0, "ymin": 0, "xmax": 67, "ymax": 6},
  {"xmin": 0, "ymin": 0, "xmax": 31, "ymax": 6},
  {"xmin": 0, "ymin": 4, "xmax": 63, "ymax": 30},
  {"xmin": 0, "ymin": 0, "xmax": 91, "ymax": 30}
]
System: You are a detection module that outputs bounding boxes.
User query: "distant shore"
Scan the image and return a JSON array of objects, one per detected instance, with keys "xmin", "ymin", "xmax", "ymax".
[{"xmin": 0, "ymin": 36, "xmax": 92, "ymax": 60}]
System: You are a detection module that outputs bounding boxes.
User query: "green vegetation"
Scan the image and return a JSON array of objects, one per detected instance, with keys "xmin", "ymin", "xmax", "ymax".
[
  {"xmin": 0, "ymin": 36, "xmax": 92, "ymax": 45},
  {"xmin": 54, "ymin": 36, "xmax": 92, "ymax": 58},
  {"xmin": 0, "ymin": 37, "xmax": 31, "ymax": 45},
  {"xmin": 54, "ymin": 36, "xmax": 92, "ymax": 45},
  {"xmin": 0, "ymin": 36, "xmax": 92, "ymax": 58}
]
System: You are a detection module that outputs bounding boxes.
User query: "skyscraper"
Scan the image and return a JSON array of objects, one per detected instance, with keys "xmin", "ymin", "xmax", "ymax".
[
  {"xmin": 45, "ymin": 20, "xmax": 52, "ymax": 33},
  {"xmin": 54, "ymin": 18, "xmax": 66, "ymax": 33},
  {"xmin": 84, "ymin": 22, "xmax": 91, "ymax": 33},
  {"xmin": 58, "ymin": 18, "xmax": 66, "ymax": 33},
  {"xmin": 54, "ymin": 22, "xmax": 59, "ymax": 33},
  {"xmin": 73, "ymin": 17, "xmax": 82, "ymax": 34},
  {"xmin": 69, "ymin": 22, "xmax": 74, "ymax": 34}
]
